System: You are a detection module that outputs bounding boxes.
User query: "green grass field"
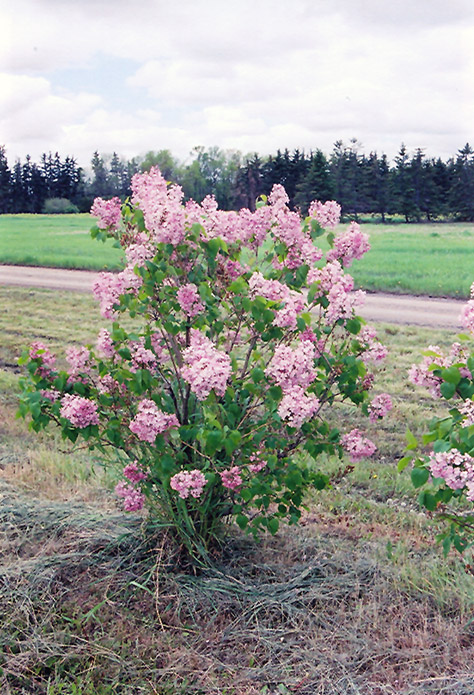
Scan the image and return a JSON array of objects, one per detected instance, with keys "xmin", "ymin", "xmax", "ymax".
[
  {"xmin": 1, "ymin": 286, "xmax": 474, "ymax": 693},
  {"xmin": 0, "ymin": 213, "xmax": 123, "ymax": 270},
  {"xmin": 2, "ymin": 215, "xmax": 474, "ymax": 297}
]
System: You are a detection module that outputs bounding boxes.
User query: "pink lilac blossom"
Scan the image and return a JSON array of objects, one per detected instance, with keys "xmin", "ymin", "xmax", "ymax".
[
  {"xmin": 460, "ymin": 300, "xmax": 474, "ymax": 334},
  {"xmin": 248, "ymin": 450, "xmax": 267, "ymax": 473},
  {"xmin": 130, "ymin": 338, "xmax": 157, "ymax": 371},
  {"xmin": 66, "ymin": 346, "xmax": 90, "ymax": 379},
  {"xmin": 408, "ymin": 343, "xmax": 469, "ymax": 399},
  {"xmin": 97, "ymin": 375, "xmax": 123, "ymax": 395},
  {"xmin": 308, "ymin": 200, "xmax": 341, "ymax": 230},
  {"xmin": 90, "ymin": 197, "xmax": 122, "ymax": 230},
  {"xmin": 459, "ymin": 400, "xmax": 474, "ymax": 426},
  {"xmin": 220, "ymin": 466, "xmax": 243, "ymax": 491},
  {"xmin": 177, "ymin": 283, "xmax": 205, "ymax": 318},
  {"xmin": 268, "ymin": 184, "xmax": 290, "ymax": 212},
  {"xmin": 29, "ymin": 341, "xmax": 56, "ymax": 372},
  {"xmin": 181, "ymin": 333, "xmax": 231, "ymax": 400},
  {"xmin": 368, "ymin": 393, "xmax": 393, "ymax": 423},
  {"xmin": 341, "ymin": 429, "xmax": 377, "ymax": 462},
  {"xmin": 96, "ymin": 328, "xmax": 115, "ymax": 359},
  {"xmin": 359, "ymin": 327, "xmax": 388, "ymax": 364},
  {"xmin": 125, "ymin": 234, "xmax": 156, "ymax": 268},
  {"xmin": 131, "ymin": 168, "xmax": 186, "ymax": 246},
  {"xmin": 115, "ymin": 481, "xmax": 145, "ymax": 512},
  {"xmin": 306, "ymin": 260, "xmax": 352, "ymax": 296},
  {"xmin": 40, "ymin": 389, "xmax": 60, "ymax": 402},
  {"xmin": 266, "ymin": 341, "xmax": 316, "ymax": 390},
  {"xmin": 278, "ymin": 387, "xmax": 320, "ymax": 428},
  {"xmin": 427, "ymin": 449, "xmax": 474, "ymax": 500},
  {"xmin": 129, "ymin": 399, "xmax": 179, "ymax": 443},
  {"xmin": 123, "ymin": 460, "xmax": 148, "ymax": 483},
  {"xmin": 60, "ymin": 394, "xmax": 99, "ymax": 428},
  {"xmin": 326, "ymin": 283, "xmax": 365, "ymax": 324},
  {"xmin": 170, "ymin": 469, "xmax": 207, "ymax": 499},
  {"xmin": 326, "ymin": 222, "xmax": 370, "ymax": 267},
  {"xmin": 238, "ymin": 206, "xmax": 273, "ymax": 249},
  {"xmin": 92, "ymin": 269, "xmax": 143, "ymax": 319}
]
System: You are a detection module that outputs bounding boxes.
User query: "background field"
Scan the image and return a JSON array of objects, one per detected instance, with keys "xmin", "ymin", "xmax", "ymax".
[
  {"xmin": 1, "ymin": 285, "xmax": 474, "ymax": 693},
  {"xmin": 2, "ymin": 215, "xmax": 474, "ymax": 297}
]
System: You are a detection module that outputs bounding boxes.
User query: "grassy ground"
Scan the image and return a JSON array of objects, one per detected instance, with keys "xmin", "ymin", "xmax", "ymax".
[
  {"xmin": 2, "ymin": 215, "xmax": 474, "ymax": 297},
  {"xmin": 1, "ymin": 286, "xmax": 474, "ymax": 693},
  {"xmin": 0, "ymin": 214, "xmax": 123, "ymax": 270}
]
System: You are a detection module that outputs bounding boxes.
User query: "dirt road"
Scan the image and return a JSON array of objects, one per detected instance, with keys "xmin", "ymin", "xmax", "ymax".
[{"xmin": 0, "ymin": 264, "xmax": 466, "ymax": 330}]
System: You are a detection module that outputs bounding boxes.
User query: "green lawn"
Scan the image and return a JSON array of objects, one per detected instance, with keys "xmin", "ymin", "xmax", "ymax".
[
  {"xmin": 2, "ymin": 215, "xmax": 474, "ymax": 297},
  {"xmin": 0, "ymin": 213, "xmax": 123, "ymax": 270}
]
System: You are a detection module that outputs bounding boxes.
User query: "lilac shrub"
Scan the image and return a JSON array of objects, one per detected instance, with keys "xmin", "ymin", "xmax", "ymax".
[
  {"xmin": 19, "ymin": 168, "xmax": 390, "ymax": 561},
  {"xmin": 403, "ymin": 285, "xmax": 474, "ymax": 557}
]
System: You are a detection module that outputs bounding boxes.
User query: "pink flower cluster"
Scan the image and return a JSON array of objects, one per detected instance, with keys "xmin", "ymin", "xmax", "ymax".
[
  {"xmin": 115, "ymin": 481, "xmax": 145, "ymax": 511},
  {"xmin": 66, "ymin": 346, "xmax": 90, "ymax": 379},
  {"xmin": 131, "ymin": 167, "xmax": 186, "ymax": 246},
  {"xmin": 459, "ymin": 400, "xmax": 474, "ymax": 426},
  {"xmin": 92, "ymin": 268, "xmax": 143, "ymax": 319},
  {"xmin": 359, "ymin": 326, "xmax": 388, "ymax": 364},
  {"xmin": 278, "ymin": 386, "xmax": 320, "ymax": 428},
  {"xmin": 308, "ymin": 200, "xmax": 341, "ymax": 230},
  {"xmin": 248, "ymin": 449, "xmax": 267, "ymax": 473},
  {"xmin": 266, "ymin": 342, "xmax": 320, "ymax": 427},
  {"xmin": 326, "ymin": 222, "xmax": 370, "ymax": 267},
  {"xmin": 129, "ymin": 399, "xmax": 179, "ymax": 443},
  {"xmin": 266, "ymin": 341, "xmax": 316, "ymax": 390},
  {"xmin": 306, "ymin": 260, "xmax": 365, "ymax": 324},
  {"xmin": 220, "ymin": 466, "xmax": 243, "ymax": 491},
  {"xmin": 181, "ymin": 333, "xmax": 231, "ymax": 400},
  {"xmin": 428, "ymin": 449, "xmax": 474, "ymax": 500},
  {"xmin": 459, "ymin": 283, "xmax": 474, "ymax": 334},
  {"xmin": 123, "ymin": 460, "xmax": 148, "ymax": 483},
  {"xmin": 341, "ymin": 428, "xmax": 376, "ymax": 462},
  {"xmin": 60, "ymin": 394, "xmax": 99, "ymax": 428},
  {"xmin": 90, "ymin": 196, "xmax": 122, "ymax": 230},
  {"xmin": 170, "ymin": 469, "xmax": 207, "ymax": 499},
  {"xmin": 29, "ymin": 341, "xmax": 56, "ymax": 375},
  {"xmin": 408, "ymin": 343, "xmax": 470, "ymax": 398},
  {"xmin": 130, "ymin": 338, "xmax": 157, "ymax": 371},
  {"xmin": 177, "ymin": 283, "xmax": 205, "ymax": 318},
  {"xmin": 40, "ymin": 389, "xmax": 60, "ymax": 402},
  {"xmin": 368, "ymin": 393, "xmax": 393, "ymax": 423},
  {"xmin": 249, "ymin": 272, "xmax": 305, "ymax": 330},
  {"xmin": 125, "ymin": 232, "xmax": 156, "ymax": 268},
  {"xmin": 96, "ymin": 328, "xmax": 115, "ymax": 359}
]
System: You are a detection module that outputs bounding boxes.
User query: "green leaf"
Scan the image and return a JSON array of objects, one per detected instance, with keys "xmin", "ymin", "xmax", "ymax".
[
  {"xmin": 440, "ymin": 381, "xmax": 456, "ymax": 399},
  {"xmin": 411, "ymin": 466, "xmax": 429, "ymax": 488},
  {"xmin": 397, "ymin": 455, "xmax": 412, "ymax": 472},
  {"xmin": 346, "ymin": 318, "xmax": 361, "ymax": 335},
  {"xmin": 442, "ymin": 366, "xmax": 461, "ymax": 385},
  {"xmin": 418, "ymin": 490, "xmax": 437, "ymax": 511},
  {"xmin": 405, "ymin": 428, "xmax": 418, "ymax": 450},
  {"xmin": 236, "ymin": 514, "xmax": 248, "ymax": 530},
  {"xmin": 267, "ymin": 517, "xmax": 279, "ymax": 535}
]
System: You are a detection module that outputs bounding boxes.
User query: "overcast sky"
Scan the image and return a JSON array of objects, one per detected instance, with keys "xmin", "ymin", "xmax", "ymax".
[{"xmin": 1, "ymin": 0, "xmax": 473, "ymax": 168}]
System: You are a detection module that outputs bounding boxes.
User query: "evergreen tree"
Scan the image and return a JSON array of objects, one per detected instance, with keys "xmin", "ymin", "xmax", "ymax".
[
  {"xmin": 294, "ymin": 149, "xmax": 333, "ymax": 214},
  {"xmin": 450, "ymin": 144, "xmax": 474, "ymax": 221},
  {"xmin": 0, "ymin": 145, "xmax": 11, "ymax": 213},
  {"xmin": 90, "ymin": 151, "xmax": 110, "ymax": 198}
]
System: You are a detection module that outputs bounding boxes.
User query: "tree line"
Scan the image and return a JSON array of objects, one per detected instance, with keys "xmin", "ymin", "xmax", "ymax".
[{"xmin": 1, "ymin": 140, "xmax": 474, "ymax": 221}]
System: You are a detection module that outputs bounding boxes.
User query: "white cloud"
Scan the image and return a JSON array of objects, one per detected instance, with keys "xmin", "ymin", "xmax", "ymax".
[{"xmin": 1, "ymin": 0, "xmax": 473, "ymax": 165}]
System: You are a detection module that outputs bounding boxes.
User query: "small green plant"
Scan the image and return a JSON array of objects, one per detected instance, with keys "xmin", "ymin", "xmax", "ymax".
[{"xmin": 43, "ymin": 197, "xmax": 79, "ymax": 214}]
